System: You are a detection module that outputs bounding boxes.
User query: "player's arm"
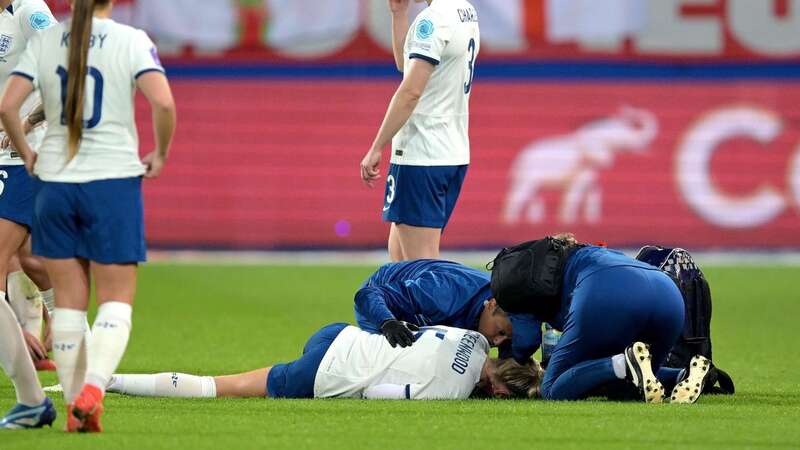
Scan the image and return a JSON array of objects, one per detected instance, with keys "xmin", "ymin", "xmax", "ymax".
[
  {"xmin": 389, "ymin": 0, "xmax": 411, "ymax": 72},
  {"xmin": 363, "ymin": 383, "xmax": 424, "ymax": 400},
  {"xmin": 0, "ymin": 103, "xmax": 43, "ymax": 150},
  {"xmin": 354, "ymin": 286, "xmax": 419, "ymax": 347},
  {"xmin": 0, "ymin": 76, "xmax": 37, "ymax": 170},
  {"xmin": 506, "ymin": 313, "xmax": 543, "ymax": 363},
  {"xmin": 360, "ymin": 59, "xmax": 434, "ymax": 187},
  {"xmin": 367, "ymin": 378, "xmax": 469, "ymax": 400},
  {"xmin": 136, "ymin": 71, "xmax": 176, "ymax": 179}
]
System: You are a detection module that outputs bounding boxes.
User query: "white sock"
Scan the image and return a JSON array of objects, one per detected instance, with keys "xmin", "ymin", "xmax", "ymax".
[
  {"xmin": 7, "ymin": 271, "xmax": 43, "ymax": 338},
  {"xmin": 0, "ymin": 295, "xmax": 46, "ymax": 406},
  {"xmin": 612, "ymin": 353, "xmax": 627, "ymax": 379},
  {"xmin": 40, "ymin": 289, "xmax": 55, "ymax": 315},
  {"xmin": 52, "ymin": 308, "xmax": 89, "ymax": 404},
  {"xmin": 108, "ymin": 373, "xmax": 217, "ymax": 398},
  {"xmin": 85, "ymin": 302, "xmax": 132, "ymax": 394}
]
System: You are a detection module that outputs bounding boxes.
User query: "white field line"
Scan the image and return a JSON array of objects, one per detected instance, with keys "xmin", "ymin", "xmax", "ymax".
[{"xmin": 147, "ymin": 250, "xmax": 800, "ymax": 267}]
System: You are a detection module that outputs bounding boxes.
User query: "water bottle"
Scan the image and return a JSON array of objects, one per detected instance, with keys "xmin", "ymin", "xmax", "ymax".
[{"xmin": 541, "ymin": 323, "xmax": 561, "ymax": 364}]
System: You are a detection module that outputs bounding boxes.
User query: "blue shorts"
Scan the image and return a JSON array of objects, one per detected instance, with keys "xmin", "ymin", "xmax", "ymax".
[
  {"xmin": 267, "ymin": 323, "xmax": 349, "ymax": 399},
  {"xmin": 0, "ymin": 165, "xmax": 41, "ymax": 230},
  {"xmin": 32, "ymin": 177, "xmax": 146, "ymax": 264},
  {"xmin": 381, "ymin": 164, "xmax": 468, "ymax": 229}
]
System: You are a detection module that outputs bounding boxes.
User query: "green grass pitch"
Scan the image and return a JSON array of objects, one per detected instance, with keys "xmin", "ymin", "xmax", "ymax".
[{"xmin": 2, "ymin": 263, "xmax": 799, "ymax": 449}]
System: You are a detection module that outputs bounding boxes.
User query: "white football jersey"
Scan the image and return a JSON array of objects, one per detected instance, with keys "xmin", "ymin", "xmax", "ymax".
[
  {"xmin": 0, "ymin": 0, "xmax": 56, "ymax": 165},
  {"xmin": 13, "ymin": 18, "xmax": 164, "ymax": 182},
  {"xmin": 314, "ymin": 325, "xmax": 488, "ymax": 400},
  {"xmin": 391, "ymin": 0, "xmax": 480, "ymax": 167}
]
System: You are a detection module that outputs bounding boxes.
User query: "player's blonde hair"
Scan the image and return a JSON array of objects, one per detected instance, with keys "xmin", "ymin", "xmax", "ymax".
[
  {"xmin": 494, "ymin": 358, "xmax": 545, "ymax": 399},
  {"xmin": 552, "ymin": 232, "xmax": 579, "ymax": 247},
  {"xmin": 65, "ymin": 0, "xmax": 112, "ymax": 161}
]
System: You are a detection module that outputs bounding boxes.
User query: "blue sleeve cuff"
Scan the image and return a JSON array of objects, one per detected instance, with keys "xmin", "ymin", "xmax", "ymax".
[
  {"xmin": 11, "ymin": 71, "xmax": 34, "ymax": 82},
  {"xmin": 409, "ymin": 53, "xmax": 440, "ymax": 66},
  {"xmin": 134, "ymin": 67, "xmax": 165, "ymax": 80},
  {"xmin": 510, "ymin": 314, "xmax": 542, "ymax": 362}
]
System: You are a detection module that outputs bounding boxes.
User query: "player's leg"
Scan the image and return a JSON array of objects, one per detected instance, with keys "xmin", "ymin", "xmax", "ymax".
[
  {"xmin": 110, "ymin": 323, "xmax": 351, "ymax": 399},
  {"xmin": 71, "ymin": 177, "xmax": 147, "ymax": 432},
  {"xmin": 387, "ymin": 223, "xmax": 404, "ymax": 262},
  {"xmin": 18, "ymin": 236, "xmax": 50, "ymax": 290},
  {"xmin": 108, "ymin": 368, "xmax": 267, "ymax": 398},
  {"xmin": 541, "ymin": 268, "xmax": 673, "ymax": 401},
  {"xmin": 381, "ymin": 165, "xmax": 453, "ymax": 261},
  {"xmin": 7, "ymin": 257, "xmax": 44, "ymax": 343},
  {"xmin": 19, "ymin": 236, "xmax": 55, "ymax": 319},
  {"xmin": 47, "ymin": 257, "xmax": 91, "ymax": 405},
  {"xmin": 2, "ymin": 165, "xmax": 45, "ymax": 339},
  {"xmin": 394, "ymin": 224, "xmax": 441, "ymax": 260},
  {"xmin": 0, "ymin": 297, "xmax": 56, "ymax": 429},
  {"xmin": 266, "ymin": 323, "xmax": 349, "ymax": 398},
  {"xmin": 6, "ymin": 255, "xmax": 55, "ymax": 372},
  {"xmin": 0, "ymin": 218, "xmax": 28, "ymax": 298}
]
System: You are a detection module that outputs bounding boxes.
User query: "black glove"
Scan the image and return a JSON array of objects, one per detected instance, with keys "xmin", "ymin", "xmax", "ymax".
[{"xmin": 380, "ymin": 320, "xmax": 420, "ymax": 348}]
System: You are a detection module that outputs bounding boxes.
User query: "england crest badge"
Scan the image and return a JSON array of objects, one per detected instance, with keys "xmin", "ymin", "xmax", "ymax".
[{"xmin": 0, "ymin": 34, "xmax": 13, "ymax": 57}]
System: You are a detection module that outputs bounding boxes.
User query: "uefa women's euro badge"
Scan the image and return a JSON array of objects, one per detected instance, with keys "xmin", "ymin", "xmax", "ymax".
[
  {"xmin": 416, "ymin": 19, "xmax": 435, "ymax": 41},
  {"xmin": 29, "ymin": 11, "xmax": 52, "ymax": 30}
]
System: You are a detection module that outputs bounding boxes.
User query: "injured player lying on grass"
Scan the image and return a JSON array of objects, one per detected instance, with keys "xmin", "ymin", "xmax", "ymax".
[{"xmin": 108, "ymin": 323, "xmax": 544, "ymax": 400}]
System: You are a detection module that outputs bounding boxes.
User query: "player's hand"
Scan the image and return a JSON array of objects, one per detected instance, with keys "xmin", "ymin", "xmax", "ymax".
[
  {"xmin": 380, "ymin": 320, "xmax": 419, "ymax": 348},
  {"xmin": 1, "ymin": 120, "xmax": 35, "ymax": 149},
  {"xmin": 388, "ymin": 0, "xmax": 410, "ymax": 14},
  {"xmin": 142, "ymin": 151, "xmax": 166, "ymax": 179},
  {"xmin": 360, "ymin": 149, "xmax": 382, "ymax": 188},
  {"xmin": 23, "ymin": 331, "xmax": 48, "ymax": 361},
  {"xmin": 22, "ymin": 150, "xmax": 37, "ymax": 176}
]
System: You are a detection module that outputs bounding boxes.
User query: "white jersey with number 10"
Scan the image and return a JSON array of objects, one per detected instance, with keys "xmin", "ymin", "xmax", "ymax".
[
  {"xmin": 391, "ymin": 0, "xmax": 480, "ymax": 167},
  {"xmin": 12, "ymin": 17, "xmax": 164, "ymax": 183}
]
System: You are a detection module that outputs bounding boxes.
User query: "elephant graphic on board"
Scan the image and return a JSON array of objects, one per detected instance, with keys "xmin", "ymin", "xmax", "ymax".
[{"xmin": 503, "ymin": 106, "xmax": 658, "ymax": 224}]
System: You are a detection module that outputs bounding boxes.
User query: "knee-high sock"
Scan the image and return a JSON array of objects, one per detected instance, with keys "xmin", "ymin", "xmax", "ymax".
[
  {"xmin": 7, "ymin": 271, "xmax": 43, "ymax": 338},
  {"xmin": 40, "ymin": 288, "xmax": 55, "ymax": 315},
  {"xmin": 85, "ymin": 302, "xmax": 132, "ymax": 394},
  {"xmin": 52, "ymin": 308, "xmax": 88, "ymax": 404},
  {"xmin": 0, "ymin": 294, "xmax": 45, "ymax": 406},
  {"xmin": 107, "ymin": 373, "xmax": 217, "ymax": 398}
]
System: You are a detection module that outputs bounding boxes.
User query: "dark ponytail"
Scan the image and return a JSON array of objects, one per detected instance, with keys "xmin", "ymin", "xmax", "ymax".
[{"xmin": 64, "ymin": 0, "xmax": 95, "ymax": 161}]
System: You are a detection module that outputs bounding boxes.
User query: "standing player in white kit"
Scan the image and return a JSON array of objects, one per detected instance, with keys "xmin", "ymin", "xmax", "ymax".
[
  {"xmin": 0, "ymin": 0, "xmax": 176, "ymax": 432},
  {"xmin": 0, "ymin": 0, "xmax": 59, "ymax": 430},
  {"xmin": 360, "ymin": 0, "xmax": 480, "ymax": 261}
]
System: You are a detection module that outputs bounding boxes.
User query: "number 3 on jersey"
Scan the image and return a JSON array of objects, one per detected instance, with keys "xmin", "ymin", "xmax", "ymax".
[
  {"xmin": 464, "ymin": 38, "xmax": 476, "ymax": 95},
  {"xmin": 56, "ymin": 66, "xmax": 104, "ymax": 128}
]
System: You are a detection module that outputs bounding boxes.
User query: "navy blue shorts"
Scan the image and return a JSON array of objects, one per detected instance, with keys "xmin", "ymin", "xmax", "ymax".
[
  {"xmin": 32, "ymin": 177, "xmax": 146, "ymax": 264},
  {"xmin": 267, "ymin": 323, "xmax": 349, "ymax": 399},
  {"xmin": 0, "ymin": 165, "xmax": 41, "ymax": 230},
  {"xmin": 381, "ymin": 164, "xmax": 468, "ymax": 229}
]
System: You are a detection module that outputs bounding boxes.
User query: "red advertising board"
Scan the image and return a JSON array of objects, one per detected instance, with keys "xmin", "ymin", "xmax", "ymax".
[
  {"xmin": 137, "ymin": 79, "xmax": 800, "ymax": 249},
  {"xmin": 44, "ymin": 0, "xmax": 800, "ymax": 61}
]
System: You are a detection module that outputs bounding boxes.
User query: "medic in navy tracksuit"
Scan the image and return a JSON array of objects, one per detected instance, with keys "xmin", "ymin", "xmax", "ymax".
[
  {"xmin": 508, "ymin": 246, "xmax": 686, "ymax": 401},
  {"xmin": 353, "ymin": 259, "xmax": 512, "ymax": 349}
]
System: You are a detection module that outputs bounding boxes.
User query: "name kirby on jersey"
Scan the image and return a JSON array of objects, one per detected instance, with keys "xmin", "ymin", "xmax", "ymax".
[
  {"xmin": 60, "ymin": 32, "xmax": 108, "ymax": 48},
  {"xmin": 451, "ymin": 331, "xmax": 482, "ymax": 375}
]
